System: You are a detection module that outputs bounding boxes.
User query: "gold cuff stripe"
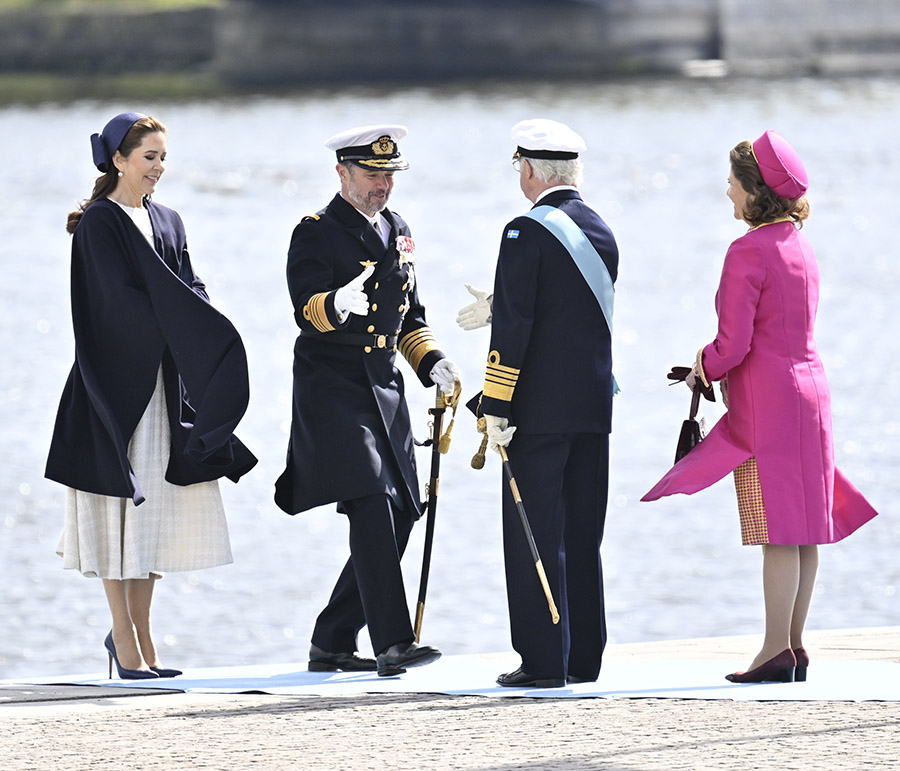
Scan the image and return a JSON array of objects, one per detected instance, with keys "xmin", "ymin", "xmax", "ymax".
[
  {"xmin": 399, "ymin": 328, "xmax": 440, "ymax": 371},
  {"xmin": 483, "ymin": 377, "xmax": 515, "ymax": 402},
  {"xmin": 303, "ymin": 292, "xmax": 334, "ymax": 333},
  {"xmin": 694, "ymin": 347, "xmax": 710, "ymax": 388},
  {"xmin": 483, "ymin": 350, "xmax": 519, "ymax": 402}
]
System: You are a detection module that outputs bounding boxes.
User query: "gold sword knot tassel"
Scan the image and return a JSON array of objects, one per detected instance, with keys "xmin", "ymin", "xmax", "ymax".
[
  {"xmin": 471, "ymin": 416, "xmax": 488, "ymax": 469},
  {"xmin": 438, "ymin": 380, "xmax": 462, "ymax": 454}
]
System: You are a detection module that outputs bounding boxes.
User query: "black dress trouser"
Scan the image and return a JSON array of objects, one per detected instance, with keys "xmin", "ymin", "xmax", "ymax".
[
  {"xmin": 311, "ymin": 493, "xmax": 415, "ymax": 656},
  {"xmin": 503, "ymin": 432, "xmax": 610, "ymax": 681}
]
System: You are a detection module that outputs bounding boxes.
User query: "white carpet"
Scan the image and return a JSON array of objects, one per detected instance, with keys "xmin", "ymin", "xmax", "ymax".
[{"xmin": 9, "ymin": 652, "xmax": 900, "ymax": 701}]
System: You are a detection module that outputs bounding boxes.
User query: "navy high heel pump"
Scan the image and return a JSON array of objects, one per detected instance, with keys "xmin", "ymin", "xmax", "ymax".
[
  {"xmin": 104, "ymin": 632, "xmax": 159, "ymax": 680},
  {"xmin": 150, "ymin": 666, "xmax": 183, "ymax": 678}
]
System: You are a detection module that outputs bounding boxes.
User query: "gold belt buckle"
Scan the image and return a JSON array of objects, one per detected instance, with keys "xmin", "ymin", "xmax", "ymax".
[{"xmin": 374, "ymin": 334, "xmax": 387, "ymax": 349}]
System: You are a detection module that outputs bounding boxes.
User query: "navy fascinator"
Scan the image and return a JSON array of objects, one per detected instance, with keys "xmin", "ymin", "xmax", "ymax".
[{"xmin": 90, "ymin": 112, "xmax": 146, "ymax": 172}]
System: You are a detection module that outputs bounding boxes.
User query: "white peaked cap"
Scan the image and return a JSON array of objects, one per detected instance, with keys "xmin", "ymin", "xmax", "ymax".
[
  {"xmin": 325, "ymin": 124, "xmax": 410, "ymax": 170},
  {"xmin": 511, "ymin": 118, "xmax": 586, "ymax": 158}
]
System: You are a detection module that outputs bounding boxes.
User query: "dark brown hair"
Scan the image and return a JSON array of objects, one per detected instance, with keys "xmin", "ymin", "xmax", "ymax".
[
  {"xmin": 66, "ymin": 116, "xmax": 167, "ymax": 235},
  {"xmin": 730, "ymin": 140, "xmax": 810, "ymax": 228}
]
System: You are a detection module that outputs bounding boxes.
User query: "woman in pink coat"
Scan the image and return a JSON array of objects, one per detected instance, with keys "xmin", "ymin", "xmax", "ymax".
[{"xmin": 643, "ymin": 130, "xmax": 878, "ymax": 683}]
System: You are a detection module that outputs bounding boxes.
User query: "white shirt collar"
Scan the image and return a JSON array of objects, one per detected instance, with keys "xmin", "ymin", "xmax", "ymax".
[{"xmin": 535, "ymin": 185, "xmax": 577, "ymax": 203}]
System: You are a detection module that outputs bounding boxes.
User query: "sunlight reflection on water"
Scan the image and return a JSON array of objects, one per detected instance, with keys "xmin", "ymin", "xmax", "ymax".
[{"xmin": 1, "ymin": 77, "xmax": 898, "ymax": 677}]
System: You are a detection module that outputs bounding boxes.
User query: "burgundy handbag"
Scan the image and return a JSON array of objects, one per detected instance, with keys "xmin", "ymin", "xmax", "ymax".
[
  {"xmin": 675, "ymin": 388, "xmax": 703, "ymax": 463},
  {"xmin": 667, "ymin": 365, "xmax": 714, "ymax": 463}
]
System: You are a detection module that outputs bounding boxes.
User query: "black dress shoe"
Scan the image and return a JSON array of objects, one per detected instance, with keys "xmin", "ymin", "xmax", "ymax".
[
  {"xmin": 497, "ymin": 666, "xmax": 565, "ymax": 688},
  {"xmin": 376, "ymin": 642, "xmax": 441, "ymax": 677},
  {"xmin": 308, "ymin": 643, "xmax": 377, "ymax": 672},
  {"xmin": 565, "ymin": 674, "xmax": 596, "ymax": 684}
]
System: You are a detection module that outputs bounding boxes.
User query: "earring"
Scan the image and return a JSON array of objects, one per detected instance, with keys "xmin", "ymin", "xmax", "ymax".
[{"xmin": 117, "ymin": 171, "xmax": 123, "ymax": 178}]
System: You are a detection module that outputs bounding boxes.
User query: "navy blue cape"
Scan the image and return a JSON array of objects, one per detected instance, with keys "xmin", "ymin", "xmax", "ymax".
[{"xmin": 45, "ymin": 199, "xmax": 257, "ymax": 504}]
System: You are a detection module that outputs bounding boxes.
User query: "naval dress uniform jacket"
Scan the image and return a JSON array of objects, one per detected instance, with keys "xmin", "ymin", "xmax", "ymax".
[
  {"xmin": 480, "ymin": 188, "xmax": 619, "ymax": 682},
  {"xmin": 274, "ymin": 193, "xmax": 447, "ymax": 654},
  {"xmin": 274, "ymin": 193, "xmax": 447, "ymax": 516}
]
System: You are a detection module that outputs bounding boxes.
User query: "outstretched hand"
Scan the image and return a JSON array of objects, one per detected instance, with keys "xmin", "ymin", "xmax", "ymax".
[{"xmin": 455, "ymin": 283, "xmax": 493, "ymax": 330}]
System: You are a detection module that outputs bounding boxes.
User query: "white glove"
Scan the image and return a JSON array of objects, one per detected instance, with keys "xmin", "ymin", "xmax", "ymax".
[
  {"xmin": 685, "ymin": 369, "xmax": 698, "ymax": 392},
  {"xmin": 455, "ymin": 283, "xmax": 493, "ymax": 330},
  {"xmin": 334, "ymin": 265, "xmax": 375, "ymax": 319},
  {"xmin": 484, "ymin": 414, "xmax": 516, "ymax": 452},
  {"xmin": 430, "ymin": 358, "xmax": 460, "ymax": 395}
]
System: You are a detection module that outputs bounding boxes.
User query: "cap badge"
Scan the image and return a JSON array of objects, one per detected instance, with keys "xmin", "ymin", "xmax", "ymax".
[
  {"xmin": 373, "ymin": 136, "xmax": 395, "ymax": 156},
  {"xmin": 396, "ymin": 235, "xmax": 416, "ymax": 265}
]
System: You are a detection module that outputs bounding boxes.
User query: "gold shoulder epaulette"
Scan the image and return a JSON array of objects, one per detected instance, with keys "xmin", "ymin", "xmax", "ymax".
[{"xmin": 302, "ymin": 213, "xmax": 321, "ymax": 222}]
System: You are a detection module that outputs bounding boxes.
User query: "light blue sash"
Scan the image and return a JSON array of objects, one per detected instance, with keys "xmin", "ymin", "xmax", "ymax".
[{"xmin": 523, "ymin": 204, "xmax": 620, "ymax": 395}]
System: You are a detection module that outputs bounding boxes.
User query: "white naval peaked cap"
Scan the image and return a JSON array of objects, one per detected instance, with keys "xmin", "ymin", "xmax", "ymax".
[
  {"xmin": 511, "ymin": 118, "xmax": 586, "ymax": 159},
  {"xmin": 325, "ymin": 124, "xmax": 410, "ymax": 170}
]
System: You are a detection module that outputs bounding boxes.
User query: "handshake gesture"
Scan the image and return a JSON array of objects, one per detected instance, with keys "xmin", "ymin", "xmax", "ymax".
[
  {"xmin": 455, "ymin": 283, "xmax": 492, "ymax": 331},
  {"xmin": 334, "ymin": 265, "xmax": 461, "ymax": 397}
]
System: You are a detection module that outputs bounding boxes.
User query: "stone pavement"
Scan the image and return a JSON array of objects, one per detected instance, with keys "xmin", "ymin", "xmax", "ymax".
[{"xmin": 2, "ymin": 628, "xmax": 898, "ymax": 771}]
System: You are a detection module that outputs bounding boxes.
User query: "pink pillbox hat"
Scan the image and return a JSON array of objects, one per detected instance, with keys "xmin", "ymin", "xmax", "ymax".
[{"xmin": 751, "ymin": 129, "xmax": 808, "ymax": 199}]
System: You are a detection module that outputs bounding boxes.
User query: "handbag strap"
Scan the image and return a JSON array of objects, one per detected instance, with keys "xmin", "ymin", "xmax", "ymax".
[{"xmin": 689, "ymin": 388, "xmax": 701, "ymax": 420}]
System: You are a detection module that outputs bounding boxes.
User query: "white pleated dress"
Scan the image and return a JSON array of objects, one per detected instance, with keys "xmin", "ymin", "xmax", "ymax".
[{"xmin": 56, "ymin": 201, "xmax": 233, "ymax": 580}]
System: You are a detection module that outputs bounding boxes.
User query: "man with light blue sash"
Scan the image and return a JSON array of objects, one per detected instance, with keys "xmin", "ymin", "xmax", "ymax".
[{"xmin": 457, "ymin": 119, "xmax": 619, "ymax": 687}]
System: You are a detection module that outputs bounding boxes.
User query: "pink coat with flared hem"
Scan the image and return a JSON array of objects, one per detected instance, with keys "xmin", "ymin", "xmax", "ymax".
[{"xmin": 642, "ymin": 221, "xmax": 877, "ymax": 545}]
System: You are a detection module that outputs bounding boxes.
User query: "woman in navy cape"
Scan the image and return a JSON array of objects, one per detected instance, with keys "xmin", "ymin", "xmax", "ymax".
[{"xmin": 46, "ymin": 113, "xmax": 256, "ymax": 679}]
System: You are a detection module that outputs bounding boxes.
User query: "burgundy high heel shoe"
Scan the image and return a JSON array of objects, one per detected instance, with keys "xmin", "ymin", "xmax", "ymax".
[
  {"xmin": 725, "ymin": 648, "xmax": 796, "ymax": 683},
  {"xmin": 793, "ymin": 647, "xmax": 809, "ymax": 682}
]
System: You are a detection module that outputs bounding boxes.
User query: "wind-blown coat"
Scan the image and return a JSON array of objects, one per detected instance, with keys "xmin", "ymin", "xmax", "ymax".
[
  {"xmin": 642, "ymin": 220, "xmax": 877, "ymax": 544},
  {"xmin": 45, "ymin": 199, "xmax": 257, "ymax": 505}
]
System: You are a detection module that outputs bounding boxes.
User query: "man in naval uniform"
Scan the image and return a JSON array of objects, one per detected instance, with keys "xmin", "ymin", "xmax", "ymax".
[
  {"xmin": 459, "ymin": 119, "xmax": 619, "ymax": 687},
  {"xmin": 275, "ymin": 125, "xmax": 460, "ymax": 677}
]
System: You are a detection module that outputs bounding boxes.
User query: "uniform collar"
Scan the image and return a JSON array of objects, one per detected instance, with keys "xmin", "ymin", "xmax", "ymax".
[
  {"xmin": 329, "ymin": 193, "xmax": 395, "ymax": 256},
  {"xmin": 534, "ymin": 186, "xmax": 581, "ymax": 206}
]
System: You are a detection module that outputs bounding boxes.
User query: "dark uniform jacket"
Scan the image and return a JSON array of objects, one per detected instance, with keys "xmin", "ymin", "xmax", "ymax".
[
  {"xmin": 480, "ymin": 188, "xmax": 618, "ymax": 433},
  {"xmin": 45, "ymin": 199, "xmax": 257, "ymax": 505},
  {"xmin": 274, "ymin": 194, "xmax": 446, "ymax": 516}
]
